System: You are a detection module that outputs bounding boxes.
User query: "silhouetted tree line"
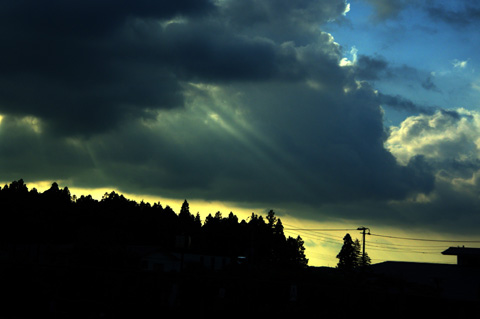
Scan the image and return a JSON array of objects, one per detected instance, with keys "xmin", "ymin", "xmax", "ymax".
[
  {"xmin": 2, "ymin": 181, "xmax": 476, "ymax": 319},
  {"xmin": 0, "ymin": 179, "xmax": 308, "ymax": 270}
]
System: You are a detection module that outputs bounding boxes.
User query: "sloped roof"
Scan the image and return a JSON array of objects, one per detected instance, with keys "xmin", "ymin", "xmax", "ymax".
[{"xmin": 442, "ymin": 247, "xmax": 480, "ymax": 256}]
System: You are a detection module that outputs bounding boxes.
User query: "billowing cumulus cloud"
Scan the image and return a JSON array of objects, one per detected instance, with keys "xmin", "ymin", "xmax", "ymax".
[
  {"xmin": 387, "ymin": 109, "xmax": 480, "ymax": 167},
  {"xmin": 385, "ymin": 109, "xmax": 480, "ymax": 233}
]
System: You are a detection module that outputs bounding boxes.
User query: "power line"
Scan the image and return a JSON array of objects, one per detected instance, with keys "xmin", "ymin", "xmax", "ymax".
[
  {"xmin": 366, "ymin": 245, "xmax": 443, "ymax": 255},
  {"xmin": 367, "ymin": 245, "xmax": 443, "ymax": 254},
  {"xmin": 285, "ymin": 226, "xmax": 440, "ymax": 255},
  {"xmin": 285, "ymin": 226, "xmax": 480, "ymax": 244},
  {"xmin": 368, "ymin": 240, "xmax": 450, "ymax": 249},
  {"xmin": 284, "ymin": 228, "xmax": 358, "ymax": 232},
  {"xmin": 283, "ymin": 230, "xmax": 343, "ymax": 245},
  {"xmin": 282, "ymin": 225, "xmax": 480, "ymax": 266},
  {"xmin": 283, "ymin": 224, "xmax": 350, "ymax": 243},
  {"xmin": 370, "ymin": 233, "xmax": 480, "ymax": 243}
]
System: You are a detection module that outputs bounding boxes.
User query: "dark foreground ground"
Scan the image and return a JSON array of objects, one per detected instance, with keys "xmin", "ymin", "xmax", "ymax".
[{"xmin": 1, "ymin": 261, "xmax": 478, "ymax": 319}]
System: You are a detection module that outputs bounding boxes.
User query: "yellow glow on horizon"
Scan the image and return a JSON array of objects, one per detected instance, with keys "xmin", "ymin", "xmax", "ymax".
[
  {"xmin": 9, "ymin": 180, "xmax": 260, "ymax": 223},
  {"xmin": 282, "ymin": 217, "xmax": 470, "ymax": 267},
  {"xmin": 0, "ymin": 179, "xmax": 472, "ymax": 268}
]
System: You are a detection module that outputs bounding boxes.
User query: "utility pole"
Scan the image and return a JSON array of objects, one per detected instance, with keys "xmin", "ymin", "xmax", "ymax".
[{"xmin": 357, "ymin": 227, "xmax": 370, "ymax": 266}]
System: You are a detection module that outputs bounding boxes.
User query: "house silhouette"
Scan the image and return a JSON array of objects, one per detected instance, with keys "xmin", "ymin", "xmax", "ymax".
[
  {"xmin": 442, "ymin": 246, "xmax": 480, "ymax": 267},
  {"xmin": 370, "ymin": 246, "xmax": 480, "ymax": 303}
]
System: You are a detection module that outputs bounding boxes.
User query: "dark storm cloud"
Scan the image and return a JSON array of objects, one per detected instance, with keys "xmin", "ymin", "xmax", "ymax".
[
  {"xmin": 426, "ymin": 2, "xmax": 480, "ymax": 28},
  {"xmin": 378, "ymin": 93, "xmax": 437, "ymax": 115},
  {"xmin": 348, "ymin": 54, "xmax": 440, "ymax": 114},
  {"xmin": 354, "ymin": 55, "xmax": 389, "ymax": 80},
  {"xmin": 353, "ymin": 54, "xmax": 441, "ymax": 96},
  {"xmin": 221, "ymin": 0, "xmax": 348, "ymax": 41},
  {"xmin": 421, "ymin": 75, "xmax": 440, "ymax": 92},
  {"xmin": 0, "ymin": 0, "xmax": 215, "ymax": 135},
  {"xmin": 0, "ymin": 115, "xmax": 95, "ymax": 182},
  {"xmin": 0, "ymin": 0, "xmax": 351, "ymax": 135},
  {"xmin": 0, "ymin": 0, "xmax": 215, "ymax": 34},
  {"xmin": 364, "ymin": 0, "xmax": 480, "ymax": 28},
  {"xmin": 0, "ymin": 0, "xmax": 442, "ymax": 229},
  {"xmin": 67, "ymin": 79, "xmax": 434, "ymax": 208}
]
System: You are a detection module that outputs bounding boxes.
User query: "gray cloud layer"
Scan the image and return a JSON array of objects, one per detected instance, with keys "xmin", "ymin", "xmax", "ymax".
[
  {"xmin": 0, "ymin": 0, "xmax": 216, "ymax": 134},
  {"xmin": 0, "ymin": 0, "xmax": 349, "ymax": 135},
  {"xmin": 3, "ymin": 0, "xmax": 475, "ymax": 234}
]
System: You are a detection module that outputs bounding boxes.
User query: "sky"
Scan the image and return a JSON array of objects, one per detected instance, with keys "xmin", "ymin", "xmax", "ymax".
[{"xmin": 1, "ymin": 0, "xmax": 480, "ymax": 266}]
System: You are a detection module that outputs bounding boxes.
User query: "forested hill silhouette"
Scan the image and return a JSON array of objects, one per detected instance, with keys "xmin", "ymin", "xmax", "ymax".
[
  {"xmin": 1, "ymin": 180, "xmax": 476, "ymax": 318},
  {"xmin": 0, "ymin": 179, "xmax": 308, "ymax": 270}
]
